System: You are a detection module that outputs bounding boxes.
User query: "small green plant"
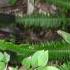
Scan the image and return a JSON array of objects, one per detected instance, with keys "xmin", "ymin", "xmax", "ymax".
[
  {"xmin": 22, "ymin": 50, "xmax": 60, "ymax": 70},
  {"xmin": 0, "ymin": 52, "xmax": 10, "ymax": 70},
  {"xmin": 0, "ymin": 40, "xmax": 70, "ymax": 62}
]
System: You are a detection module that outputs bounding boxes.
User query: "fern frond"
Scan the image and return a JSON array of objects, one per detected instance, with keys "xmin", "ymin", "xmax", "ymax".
[
  {"xmin": 16, "ymin": 15, "xmax": 70, "ymax": 29},
  {"xmin": 0, "ymin": 40, "xmax": 70, "ymax": 61},
  {"xmin": 0, "ymin": 40, "xmax": 35, "ymax": 57}
]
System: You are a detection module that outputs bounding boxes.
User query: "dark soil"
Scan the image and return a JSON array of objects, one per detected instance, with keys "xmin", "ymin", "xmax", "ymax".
[
  {"xmin": 12, "ymin": 24, "xmax": 62, "ymax": 44},
  {"xmin": 0, "ymin": 0, "xmax": 27, "ymax": 15}
]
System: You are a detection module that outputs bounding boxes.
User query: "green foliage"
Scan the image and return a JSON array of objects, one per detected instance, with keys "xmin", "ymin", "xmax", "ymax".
[
  {"xmin": 0, "ymin": 52, "xmax": 10, "ymax": 70},
  {"xmin": 45, "ymin": 66, "xmax": 60, "ymax": 70},
  {"xmin": 0, "ymin": 62, "xmax": 6, "ymax": 70},
  {"xmin": 0, "ymin": 0, "xmax": 70, "ymax": 69},
  {"xmin": 0, "ymin": 40, "xmax": 70, "ymax": 61},
  {"xmin": 0, "ymin": 52, "xmax": 10, "ymax": 63},
  {"xmin": 8, "ymin": 0, "xmax": 17, "ymax": 5},
  {"xmin": 16, "ymin": 15, "xmax": 70, "ymax": 29},
  {"xmin": 22, "ymin": 50, "xmax": 59, "ymax": 70},
  {"xmin": 31, "ymin": 50, "xmax": 48, "ymax": 67},
  {"xmin": 57, "ymin": 30, "xmax": 70, "ymax": 44},
  {"xmin": 59, "ymin": 62, "xmax": 70, "ymax": 70},
  {"xmin": 15, "ymin": 0, "xmax": 70, "ymax": 30},
  {"xmin": 44, "ymin": 0, "xmax": 70, "ymax": 10},
  {"xmin": 37, "ymin": 66, "xmax": 59, "ymax": 70},
  {"xmin": 22, "ymin": 57, "xmax": 31, "ymax": 69}
]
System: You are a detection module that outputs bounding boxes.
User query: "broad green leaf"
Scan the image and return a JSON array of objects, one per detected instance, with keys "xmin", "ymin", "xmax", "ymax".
[
  {"xmin": 0, "ymin": 62, "xmax": 6, "ymax": 70},
  {"xmin": 22, "ymin": 56, "xmax": 31, "ymax": 69},
  {"xmin": 31, "ymin": 50, "xmax": 48, "ymax": 67},
  {"xmin": 46, "ymin": 66, "xmax": 60, "ymax": 70},
  {"xmin": 57, "ymin": 30, "xmax": 70, "ymax": 44},
  {"xmin": 0, "ymin": 52, "xmax": 10, "ymax": 63},
  {"xmin": 4, "ymin": 52, "xmax": 10, "ymax": 63},
  {"xmin": 36, "ymin": 66, "xmax": 60, "ymax": 70},
  {"xmin": 36, "ymin": 66, "xmax": 48, "ymax": 70},
  {"xmin": 0, "ymin": 52, "xmax": 5, "ymax": 62}
]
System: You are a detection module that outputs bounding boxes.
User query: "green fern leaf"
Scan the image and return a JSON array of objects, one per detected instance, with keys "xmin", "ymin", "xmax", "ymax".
[{"xmin": 57, "ymin": 30, "xmax": 70, "ymax": 44}]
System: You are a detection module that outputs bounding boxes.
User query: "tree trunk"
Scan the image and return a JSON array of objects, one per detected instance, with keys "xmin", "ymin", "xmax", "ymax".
[{"xmin": 27, "ymin": 0, "xmax": 35, "ymax": 15}]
